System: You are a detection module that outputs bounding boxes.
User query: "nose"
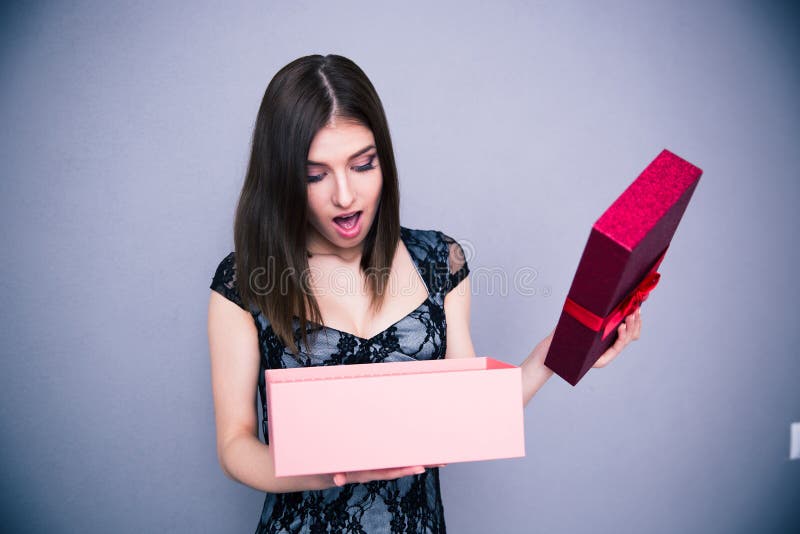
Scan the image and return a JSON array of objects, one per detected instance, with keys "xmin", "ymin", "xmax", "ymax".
[{"xmin": 332, "ymin": 170, "xmax": 356, "ymax": 208}]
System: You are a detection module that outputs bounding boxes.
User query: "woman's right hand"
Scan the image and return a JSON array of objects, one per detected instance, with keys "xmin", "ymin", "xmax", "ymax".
[{"xmin": 331, "ymin": 464, "xmax": 447, "ymax": 487}]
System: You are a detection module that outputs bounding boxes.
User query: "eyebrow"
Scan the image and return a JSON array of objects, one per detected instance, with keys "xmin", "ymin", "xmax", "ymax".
[{"xmin": 306, "ymin": 145, "xmax": 376, "ymax": 166}]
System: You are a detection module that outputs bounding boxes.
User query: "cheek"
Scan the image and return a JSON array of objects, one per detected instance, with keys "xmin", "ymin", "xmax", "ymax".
[
  {"xmin": 369, "ymin": 174, "xmax": 383, "ymax": 201},
  {"xmin": 305, "ymin": 191, "xmax": 326, "ymax": 221},
  {"xmin": 307, "ymin": 180, "xmax": 331, "ymax": 199}
]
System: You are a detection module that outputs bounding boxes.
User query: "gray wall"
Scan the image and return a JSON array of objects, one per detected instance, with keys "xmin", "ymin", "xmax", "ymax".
[{"xmin": 1, "ymin": 0, "xmax": 797, "ymax": 532}]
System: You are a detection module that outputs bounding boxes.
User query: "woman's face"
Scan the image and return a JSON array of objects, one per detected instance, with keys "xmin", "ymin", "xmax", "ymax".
[{"xmin": 305, "ymin": 119, "xmax": 383, "ymax": 259}]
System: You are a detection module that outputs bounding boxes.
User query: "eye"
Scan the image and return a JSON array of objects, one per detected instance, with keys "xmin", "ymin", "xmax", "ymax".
[
  {"xmin": 307, "ymin": 171, "xmax": 327, "ymax": 184},
  {"xmin": 352, "ymin": 154, "xmax": 378, "ymax": 173}
]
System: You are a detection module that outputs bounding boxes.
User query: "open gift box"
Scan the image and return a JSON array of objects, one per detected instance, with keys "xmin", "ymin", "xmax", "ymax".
[
  {"xmin": 265, "ymin": 357, "xmax": 525, "ymax": 477},
  {"xmin": 544, "ymin": 149, "xmax": 703, "ymax": 386}
]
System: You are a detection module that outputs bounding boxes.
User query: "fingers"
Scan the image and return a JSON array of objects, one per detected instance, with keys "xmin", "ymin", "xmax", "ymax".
[
  {"xmin": 593, "ymin": 313, "xmax": 632, "ymax": 368},
  {"xmin": 623, "ymin": 313, "xmax": 634, "ymax": 343},
  {"xmin": 592, "ymin": 309, "xmax": 644, "ymax": 369},
  {"xmin": 336, "ymin": 465, "xmax": 426, "ymax": 486},
  {"xmin": 621, "ymin": 309, "xmax": 642, "ymax": 344},
  {"xmin": 612, "ymin": 319, "xmax": 629, "ymax": 351},
  {"xmin": 369, "ymin": 466, "xmax": 422, "ymax": 481},
  {"xmin": 619, "ymin": 312, "xmax": 636, "ymax": 345},
  {"xmin": 633, "ymin": 308, "xmax": 642, "ymax": 340},
  {"xmin": 403, "ymin": 466, "xmax": 426, "ymax": 476}
]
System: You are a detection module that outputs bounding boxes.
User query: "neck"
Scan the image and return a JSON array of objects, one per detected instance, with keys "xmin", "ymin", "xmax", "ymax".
[
  {"xmin": 306, "ymin": 237, "xmax": 363, "ymax": 264},
  {"xmin": 307, "ymin": 248, "xmax": 363, "ymax": 264},
  {"xmin": 306, "ymin": 225, "xmax": 364, "ymax": 264}
]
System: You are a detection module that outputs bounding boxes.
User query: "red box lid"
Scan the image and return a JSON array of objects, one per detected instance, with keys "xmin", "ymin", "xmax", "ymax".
[{"xmin": 545, "ymin": 149, "xmax": 703, "ymax": 386}]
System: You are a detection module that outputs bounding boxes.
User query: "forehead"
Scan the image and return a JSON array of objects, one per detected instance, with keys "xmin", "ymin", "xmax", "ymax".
[{"xmin": 307, "ymin": 121, "xmax": 376, "ymax": 164}]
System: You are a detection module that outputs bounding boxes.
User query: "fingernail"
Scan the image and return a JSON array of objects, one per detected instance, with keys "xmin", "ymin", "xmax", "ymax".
[{"xmin": 415, "ymin": 467, "xmax": 425, "ymax": 474}]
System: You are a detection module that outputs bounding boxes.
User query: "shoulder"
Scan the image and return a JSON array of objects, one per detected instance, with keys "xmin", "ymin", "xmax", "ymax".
[
  {"xmin": 400, "ymin": 225, "xmax": 471, "ymax": 296},
  {"xmin": 400, "ymin": 225, "xmax": 462, "ymax": 256},
  {"xmin": 210, "ymin": 251, "xmax": 258, "ymax": 314},
  {"xmin": 400, "ymin": 225, "xmax": 439, "ymax": 250},
  {"xmin": 211, "ymin": 252, "xmax": 237, "ymax": 294}
]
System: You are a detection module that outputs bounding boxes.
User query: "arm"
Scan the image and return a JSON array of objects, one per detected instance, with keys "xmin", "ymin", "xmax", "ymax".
[
  {"xmin": 443, "ymin": 274, "xmax": 478, "ymax": 359},
  {"xmin": 520, "ymin": 331, "xmax": 555, "ymax": 407},
  {"xmin": 208, "ymin": 291, "xmax": 334, "ymax": 493}
]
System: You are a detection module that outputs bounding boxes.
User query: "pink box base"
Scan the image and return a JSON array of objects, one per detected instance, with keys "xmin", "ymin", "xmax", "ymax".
[{"xmin": 265, "ymin": 357, "xmax": 525, "ymax": 477}]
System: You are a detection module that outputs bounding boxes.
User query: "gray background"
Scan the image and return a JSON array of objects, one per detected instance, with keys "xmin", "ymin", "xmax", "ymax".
[{"xmin": 1, "ymin": 0, "xmax": 798, "ymax": 532}]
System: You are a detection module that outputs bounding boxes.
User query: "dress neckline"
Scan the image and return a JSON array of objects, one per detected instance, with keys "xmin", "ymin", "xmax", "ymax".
[{"xmin": 303, "ymin": 226, "xmax": 432, "ymax": 343}]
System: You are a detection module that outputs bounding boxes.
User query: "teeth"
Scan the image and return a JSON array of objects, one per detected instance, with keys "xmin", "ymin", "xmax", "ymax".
[{"xmin": 335, "ymin": 212, "xmax": 359, "ymax": 229}]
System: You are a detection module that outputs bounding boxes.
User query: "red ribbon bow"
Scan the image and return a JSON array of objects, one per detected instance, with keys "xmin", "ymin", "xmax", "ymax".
[{"xmin": 563, "ymin": 246, "xmax": 668, "ymax": 340}]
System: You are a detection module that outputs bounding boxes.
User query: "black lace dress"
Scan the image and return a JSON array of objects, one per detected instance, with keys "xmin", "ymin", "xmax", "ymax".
[{"xmin": 210, "ymin": 226, "xmax": 470, "ymax": 534}]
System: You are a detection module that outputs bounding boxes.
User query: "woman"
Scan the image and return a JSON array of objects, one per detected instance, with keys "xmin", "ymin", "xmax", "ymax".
[{"xmin": 208, "ymin": 54, "xmax": 641, "ymax": 533}]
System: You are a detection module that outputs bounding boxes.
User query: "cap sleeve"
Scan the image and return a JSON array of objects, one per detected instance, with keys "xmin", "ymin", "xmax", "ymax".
[
  {"xmin": 440, "ymin": 231, "xmax": 470, "ymax": 295},
  {"xmin": 210, "ymin": 252, "xmax": 248, "ymax": 311}
]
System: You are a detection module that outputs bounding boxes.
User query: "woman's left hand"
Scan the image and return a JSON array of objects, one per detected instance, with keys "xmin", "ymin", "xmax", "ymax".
[{"xmin": 592, "ymin": 307, "xmax": 642, "ymax": 368}]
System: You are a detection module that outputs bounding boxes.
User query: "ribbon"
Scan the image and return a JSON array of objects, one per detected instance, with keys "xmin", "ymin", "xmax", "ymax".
[{"xmin": 563, "ymin": 246, "xmax": 668, "ymax": 340}]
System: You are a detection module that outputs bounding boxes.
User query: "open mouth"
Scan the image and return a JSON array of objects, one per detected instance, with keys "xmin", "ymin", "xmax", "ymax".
[{"xmin": 333, "ymin": 211, "xmax": 361, "ymax": 230}]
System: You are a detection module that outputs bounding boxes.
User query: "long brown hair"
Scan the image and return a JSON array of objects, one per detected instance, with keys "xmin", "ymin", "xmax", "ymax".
[{"xmin": 233, "ymin": 54, "xmax": 401, "ymax": 355}]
